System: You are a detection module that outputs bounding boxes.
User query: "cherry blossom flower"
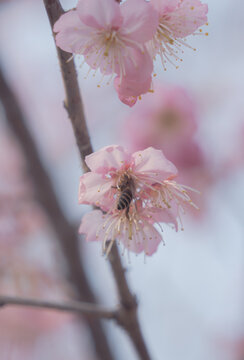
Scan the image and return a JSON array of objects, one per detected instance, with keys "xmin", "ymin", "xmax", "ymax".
[
  {"xmin": 148, "ymin": 0, "xmax": 208, "ymax": 69},
  {"xmin": 79, "ymin": 145, "xmax": 178, "ymax": 210},
  {"xmin": 53, "ymin": 0, "xmax": 157, "ymax": 101},
  {"xmin": 79, "ymin": 145, "xmax": 196, "ymax": 255},
  {"xmin": 53, "ymin": 0, "xmax": 208, "ymax": 104}
]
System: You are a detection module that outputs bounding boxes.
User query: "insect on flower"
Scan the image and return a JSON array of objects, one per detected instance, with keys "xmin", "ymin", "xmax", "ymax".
[
  {"xmin": 78, "ymin": 145, "xmax": 198, "ymax": 257},
  {"xmin": 114, "ymin": 173, "xmax": 135, "ymax": 218}
]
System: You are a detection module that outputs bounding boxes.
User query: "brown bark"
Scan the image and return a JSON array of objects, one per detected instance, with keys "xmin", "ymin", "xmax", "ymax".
[{"xmin": 0, "ymin": 296, "xmax": 117, "ymax": 319}]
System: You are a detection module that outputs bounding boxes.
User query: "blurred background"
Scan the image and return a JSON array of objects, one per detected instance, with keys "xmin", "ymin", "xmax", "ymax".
[{"xmin": 0, "ymin": 0, "xmax": 244, "ymax": 359}]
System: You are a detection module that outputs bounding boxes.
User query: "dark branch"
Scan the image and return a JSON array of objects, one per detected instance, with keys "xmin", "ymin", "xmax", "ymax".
[
  {"xmin": 0, "ymin": 66, "xmax": 114, "ymax": 360},
  {"xmin": 109, "ymin": 244, "xmax": 152, "ymax": 360},
  {"xmin": 0, "ymin": 296, "xmax": 117, "ymax": 320},
  {"xmin": 43, "ymin": 0, "xmax": 92, "ymax": 173}
]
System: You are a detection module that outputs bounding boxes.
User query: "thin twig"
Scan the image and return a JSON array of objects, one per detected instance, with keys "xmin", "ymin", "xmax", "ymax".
[
  {"xmin": 108, "ymin": 244, "xmax": 152, "ymax": 360},
  {"xmin": 0, "ymin": 66, "xmax": 114, "ymax": 360},
  {"xmin": 0, "ymin": 296, "xmax": 117, "ymax": 319},
  {"xmin": 42, "ymin": 1, "xmax": 153, "ymax": 360},
  {"xmin": 43, "ymin": 0, "xmax": 92, "ymax": 173}
]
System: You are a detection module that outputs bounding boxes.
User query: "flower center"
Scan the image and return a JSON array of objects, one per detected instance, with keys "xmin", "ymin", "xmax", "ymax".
[
  {"xmin": 158, "ymin": 23, "xmax": 175, "ymax": 45},
  {"xmin": 103, "ymin": 30, "xmax": 118, "ymax": 57}
]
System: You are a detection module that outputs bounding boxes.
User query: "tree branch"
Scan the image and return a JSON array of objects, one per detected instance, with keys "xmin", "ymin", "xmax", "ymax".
[
  {"xmin": 42, "ymin": 1, "xmax": 153, "ymax": 360},
  {"xmin": 43, "ymin": 0, "xmax": 92, "ymax": 173},
  {"xmin": 0, "ymin": 296, "xmax": 117, "ymax": 320},
  {"xmin": 109, "ymin": 244, "xmax": 152, "ymax": 360},
  {"xmin": 0, "ymin": 67, "xmax": 114, "ymax": 360}
]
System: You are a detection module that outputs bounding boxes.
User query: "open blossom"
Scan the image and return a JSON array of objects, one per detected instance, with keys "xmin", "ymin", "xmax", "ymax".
[
  {"xmin": 53, "ymin": 0, "xmax": 208, "ymax": 105},
  {"xmin": 79, "ymin": 145, "xmax": 196, "ymax": 256},
  {"xmin": 53, "ymin": 0, "xmax": 157, "ymax": 103},
  {"xmin": 148, "ymin": 0, "xmax": 208, "ymax": 68}
]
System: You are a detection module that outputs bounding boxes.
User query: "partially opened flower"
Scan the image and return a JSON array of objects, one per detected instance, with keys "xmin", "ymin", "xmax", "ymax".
[
  {"xmin": 79, "ymin": 145, "xmax": 197, "ymax": 256},
  {"xmin": 53, "ymin": 0, "xmax": 157, "ymax": 102},
  {"xmin": 148, "ymin": 0, "xmax": 208, "ymax": 68}
]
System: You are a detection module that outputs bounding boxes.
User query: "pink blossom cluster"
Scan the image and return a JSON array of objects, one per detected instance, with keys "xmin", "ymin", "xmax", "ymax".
[
  {"xmin": 79, "ymin": 145, "xmax": 197, "ymax": 256},
  {"xmin": 54, "ymin": 0, "xmax": 208, "ymax": 106}
]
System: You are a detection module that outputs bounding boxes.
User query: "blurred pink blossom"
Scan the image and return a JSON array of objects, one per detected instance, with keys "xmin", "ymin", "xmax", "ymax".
[
  {"xmin": 217, "ymin": 121, "xmax": 244, "ymax": 176},
  {"xmin": 121, "ymin": 84, "xmax": 211, "ymax": 217},
  {"xmin": 0, "ymin": 244, "xmax": 74, "ymax": 351},
  {"xmin": 0, "ymin": 127, "xmax": 46, "ymax": 243},
  {"xmin": 0, "ymin": 124, "xmax": 74, "ymax": 352},
  {"xmin": 122, "ymin": 84, "xmax": 198, "ymax": 163}
]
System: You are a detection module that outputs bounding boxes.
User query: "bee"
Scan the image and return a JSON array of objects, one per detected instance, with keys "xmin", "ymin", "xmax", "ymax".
[{"xmin": 116, "ymin": 174, "xmax": 135, "ymax": 218}]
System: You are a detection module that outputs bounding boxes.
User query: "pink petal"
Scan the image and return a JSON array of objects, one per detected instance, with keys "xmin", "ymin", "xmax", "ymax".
[
  {"xmin": 114, "ymin": 72, "xmax": 151, "ymax": 98},
  {"xmin": 115, "ymin": 91, "xmax": 138, "ymax": 107},
  {"xmin": 113, "ymin": 44, "xmax": 153, "ymax": 84},
  {"xmin": 170, "ymin": 0, "xmax": 208, "ymax": 38},
  {"xmin": 114, "ymin": 48, "xmax": 153, "ymax": 102},
  {"xmin": 79, "ymin": 210, "xmax": 104, "ymax": 241},
  {"xmin": 78, "ymin": 173, "xmax": 114, "ymax": 210},
  {"xmin": 77, "ymin": 0, "xmax": 123, "ymax": 30},
  {"xmin": 119, "ymin": 222, "xmax": 162, "ymax": 255},
  {"xmin": 150, "ymin": 0, "xmax": 179, "ymax": 14},
  {"xmin": 53, "ymin": 11, "xmax": 92, "ymax": 53},
  {"xmin": 120, "ymin": 0, "xmax": 158, "ymax": 43},
  {"xmin": 123, "ymin": 47, "xmax": 153, "ymax": 84},
  {"xmin": 53, "ymin": 10, "xmax": 81, "ymax": 33},
  {"xmin": 142, "ymin": 224, "xmax": 162, "ymax": 255},
  {"xmin": 132, "ymin": 147, "xmax": 178, "ymax": 180},
  {"xmin": 85, "ymin": 145, "xmax": 131, "ymax": 174},
  {"xmin": 148, "ymin": 205, "xmax": 179, "ymax": 231}
]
